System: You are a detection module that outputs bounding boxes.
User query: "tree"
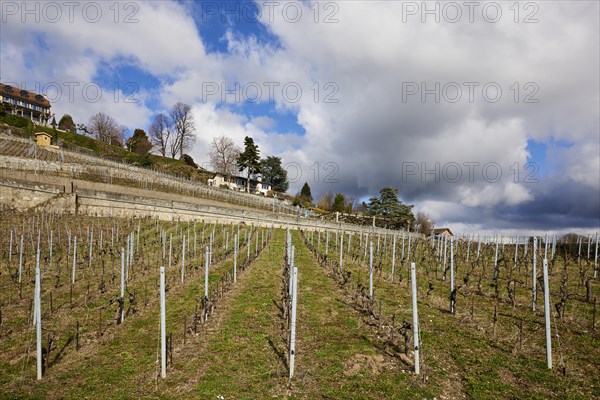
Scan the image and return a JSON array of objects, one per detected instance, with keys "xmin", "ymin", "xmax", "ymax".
[
  {"xmin": 317, "ymin": 191, "xmax": 334, "ymax": 211},
  {"xmin": 366, "ymin": 187, "xmax": 414, "ymax": 229},
  {"xmin": 209, "ymin": 136, "xmax": 240, "ymax": 176},
  {"xmin": 238, "ymin": 136, "xmax": 261, "ymax": 193},
  {"xmin": 58, "ymin": 114, "xmax": 76, "ymax": 132},
  {"xmin": 345, "ymin": 196, "xmax": 357, "ymax": 214},
  {"xmin": 414, "ymin": 211, "xmax": 434, "ymax": 235},
  {"xmin": 260, "ymin": 156, "xmax": 289, "ymax": 192},
  {"xmin": 559, "ymin": 233, "xmax": 579, "ymax": 244},
  {"xmin": 88, "ymin": 112, "xmax": 125, "ymax": 146},
  {"xmin": 332, "ymin": 193, "xmax": 346, "ymax": 213},
  {"xmin": 170, "ymin": 102, "xmax": 196, "ymax": 159},
  {"xmin": 366, "ymin": 196, "xmax": 381, "ymax": 215},
  {"xmin": 125, "ymin": 129, "xmax": 153, "ymax": 155},
  {"xmin": 299, "ymin": 182, "xmax": 313, "ymax": 205},
  {"xmin": 76, "ymin": 123, "xmax": 90, "ymax": 135},
  {"xmin": 354, "ymin": 201, "xmax": 368, "ymax": 214},
  {"xmin": 148, "ymin": 113, "xmax": 172, "ymax": 157},
  {"xmin": 182, "ymin": 154, "xmax": 198, "ymax": 168}
]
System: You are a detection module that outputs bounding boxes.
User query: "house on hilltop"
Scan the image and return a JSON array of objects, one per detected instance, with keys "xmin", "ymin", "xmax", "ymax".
[
  {"xmin": 433, "ymin": 227, "xmax": 453, "ymax": 237},
  {"xmin": 0, "ymin": 83, "xmax": 52, "ymax": 126},
  {"xmin": 208, "ymin": 173, "xmax": 271, "ymax": 196}
]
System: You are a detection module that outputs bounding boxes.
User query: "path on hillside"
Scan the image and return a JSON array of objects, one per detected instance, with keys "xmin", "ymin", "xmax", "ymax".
[
  {"xmin": 167, "ymin": 230, "xmax": 434, "ymax": 399},
  {"xmin": 166, "ymin": 229, "xmax": 289, "ymax": 399},
  {"xmin": 29, "ymin": 229, "xmax": 268, "ymax": 400},
  {"xmin": 285, "ymin": 231, "xmax": 433, "ymax": 399},
  {"xmin": 310, "ymin": 232, "xmax": 596, "ymax": 400}
]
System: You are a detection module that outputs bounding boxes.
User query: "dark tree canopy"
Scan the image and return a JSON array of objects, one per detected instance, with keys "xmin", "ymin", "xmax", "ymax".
[
  {"xmin": 125, "ymin": 129, "xmax": 153, "ymax": 155},
  {"xmin": 58, "ymin": 114, "xmax": 76, "ymax": 132},
  {"xmin": 299, "ymin": 182, "xmax": 313, "ymax": 204},
  {"xmin": 365, "ymin": 187, "xmax": 414, "ymax": 229},
  {"xmin": 182, "ymin": 154, "xmax": 198, "ymax": 168},
  {"xmin": 332, "ymin": 193, "xmax": 346, "ymax": 213},
  {"xmin": 238, "ymin": 136, "xmax": 261, "ymax": 192},
  {"xmin": 260, "ymin": 156, "xmax": 289, "ymax": 193}
]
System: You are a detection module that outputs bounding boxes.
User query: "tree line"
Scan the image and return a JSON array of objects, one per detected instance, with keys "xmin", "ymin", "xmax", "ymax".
[
  {"xmin": 56, "ymin": 102, "xmax": 197, "ymax": 160},
  {"xmin": 209, "ymin": 135, "xmax": 289, "ymax": 193},
  {"xmin": 288, "ymin": 183, "xmax": 433, "ymax": 233},
  {"xmin": 54, "ymin": 109, "xmax": 433, "ymax": 233}
]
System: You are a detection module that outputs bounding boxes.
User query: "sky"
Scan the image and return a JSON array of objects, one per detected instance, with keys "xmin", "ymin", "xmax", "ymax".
[{"xmin": 1, "ymin": 0, "xmax": 598, "ymax": 235}]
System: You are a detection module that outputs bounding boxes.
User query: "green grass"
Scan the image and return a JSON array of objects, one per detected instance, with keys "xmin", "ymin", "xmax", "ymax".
[
  {"xmin": 166, "ymin": 229, "xmax": 288, "ymax": 399},
  {"xmin": 0, "ymin": 114, "xmax": 211, "ymax": 182},
  {"xmin": 288, "ymin": 231, "xmax": 434, "ymax": 399},
  {"xmin": 1, "ymin": 219, "xmax": 598, "ymax": 399},
  {"xmin": 303, "ymin": 231, "xmax": 599, "ymax": 399}
]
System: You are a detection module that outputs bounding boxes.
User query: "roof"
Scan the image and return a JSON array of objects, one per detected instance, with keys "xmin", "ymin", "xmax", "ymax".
[
  {"xmin": 35, "ymin": 132, "xmax": 52, "ymax": 138},
  {"xmin": 0, "ymin": 83, "xmax": 51, "ymax": 108},
  {"xmin": 433, "ymin": 228, "xmax": 453, "ymax": 235}
]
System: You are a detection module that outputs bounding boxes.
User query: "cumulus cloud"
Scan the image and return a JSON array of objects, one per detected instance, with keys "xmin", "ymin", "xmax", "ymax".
[{"xmin": 2, "ymin": 0, "xmax": 598, "ymax": 233}]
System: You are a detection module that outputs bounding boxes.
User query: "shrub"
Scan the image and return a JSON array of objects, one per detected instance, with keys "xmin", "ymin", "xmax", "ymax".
[{"xmin": 0, "ymin": 114, "xmax": 30, "ymax": 128}]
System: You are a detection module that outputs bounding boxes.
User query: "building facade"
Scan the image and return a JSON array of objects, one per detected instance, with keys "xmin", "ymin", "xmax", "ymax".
[
  {"xmin": 433, "ymin": 228, "xmax": 454, "ymax": 237},
  {"xmin": 0, "ymin": 83, "xmax": 52, "ymax": 125},
  {"xmin": 34, "ymin": 132, "xmax": 59, "ymax": 149},
  {"xmin": 208, "ymin": 173, "xmax": 271, "ymax": 196}
]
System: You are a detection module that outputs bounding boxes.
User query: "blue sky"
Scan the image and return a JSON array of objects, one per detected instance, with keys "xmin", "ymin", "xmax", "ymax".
[
  {"xmin": 82, "ymin": 1, "xmax": 303, "ymax": 134},
  {"xmin": 188, "ymin": 0, "xmax": 282, "ymax": 54},
  {"xmin": 526, "ymin": 137, "xmax": 577, "ymax": 178},
  {"xmin": 1, "ymin": 0, "xmax": 598, "ymax": 234}
]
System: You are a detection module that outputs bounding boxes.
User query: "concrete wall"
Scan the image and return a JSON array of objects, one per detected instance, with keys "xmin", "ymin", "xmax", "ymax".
[
  {"xmin": 0, "ymin": 132, "xmax": 298, "ymax": 215},
  {"xmin": 0, "ymin": 180, "xmax": 76, "ymax": 214},
  {"xmin": 0, "ymin": 176, "xmax": 422, "ymax": 238},
  {"xmin": 0, "ymin": 133, "xmax": 422, "ymax": 237}
]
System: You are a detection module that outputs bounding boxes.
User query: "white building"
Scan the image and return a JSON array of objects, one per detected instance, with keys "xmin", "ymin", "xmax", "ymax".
[{"xmin": 208, "ymin": 173, "xmax": 272, "ymax": 196}]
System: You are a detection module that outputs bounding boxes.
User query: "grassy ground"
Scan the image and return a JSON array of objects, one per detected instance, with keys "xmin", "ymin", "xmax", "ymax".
[
  {"xmin": 1, "ymin": 215, "xmax": 598, "ymax": 399},
  {"xmin": 302, "ymin": 230, "xmax": 599, "ymax": 399},
  {"xmin": 0, "ymin": 115, "xmax": 211, "ymax": 181},
  {"xmin": 162, "ymin": 229, "xmax": 288, "ymax": 399},
  {"xmin": 0, "ymin": 215, "xmax": 264, "ymax": 399},
  {"xmin": 287, "ymin": 231, "xmax": 433, "ymax": 399},
  {"xmin": 158, "ymin": 230, "xmax": 434, "ymax": 399}
]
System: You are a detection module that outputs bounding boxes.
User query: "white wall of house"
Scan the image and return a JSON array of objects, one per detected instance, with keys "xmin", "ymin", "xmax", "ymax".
[{"xmin": 208, "ymin": 173, "xmax": 271, "ymax": 196}]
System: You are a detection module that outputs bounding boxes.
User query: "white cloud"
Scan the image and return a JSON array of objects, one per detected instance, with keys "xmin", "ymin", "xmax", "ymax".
[
  {"xmin": 1, "ymin": 1, "xmax": 213, "ymax": 127},
  {"xmin": 248, "ymin": 115, "xmax": 275, "ymax": 130},
  {"xmin": 3, "ymin": 0, "xmax": 598, "ymax": 231}
]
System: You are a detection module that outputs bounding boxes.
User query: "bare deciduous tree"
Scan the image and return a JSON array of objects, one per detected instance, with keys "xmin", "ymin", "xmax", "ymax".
[
  {"xmin": 170, "ymin": 102, "xmax": 196, "ymax": 159},
  {"xmin": 414, "ymin": 211, "xmax": 434, "ymax": 235},
  {"xmin": 317, "ymin": 191, "xmax": 334, "ymax": 211},
  {"xmin": 88, "ymin": 112, "xmax": 125, "ymax": 146},
  {"xmin": 208, "ymin": 136, "xmax": 240, "ymax": 176},
  {"xmin": 148, "ymin": 113, "xmax": 172, "ymax": 157}
]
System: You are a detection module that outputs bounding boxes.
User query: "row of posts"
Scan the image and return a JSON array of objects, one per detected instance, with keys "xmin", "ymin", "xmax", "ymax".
[{"xmin": 26, "ymin": 225, "xmax": 579, "ymax": 380}]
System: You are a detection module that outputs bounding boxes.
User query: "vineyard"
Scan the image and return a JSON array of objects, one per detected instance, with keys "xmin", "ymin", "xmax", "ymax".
[{"xmin": 0, "ymin": 211, "xmax": 598, "ymax": 399}]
